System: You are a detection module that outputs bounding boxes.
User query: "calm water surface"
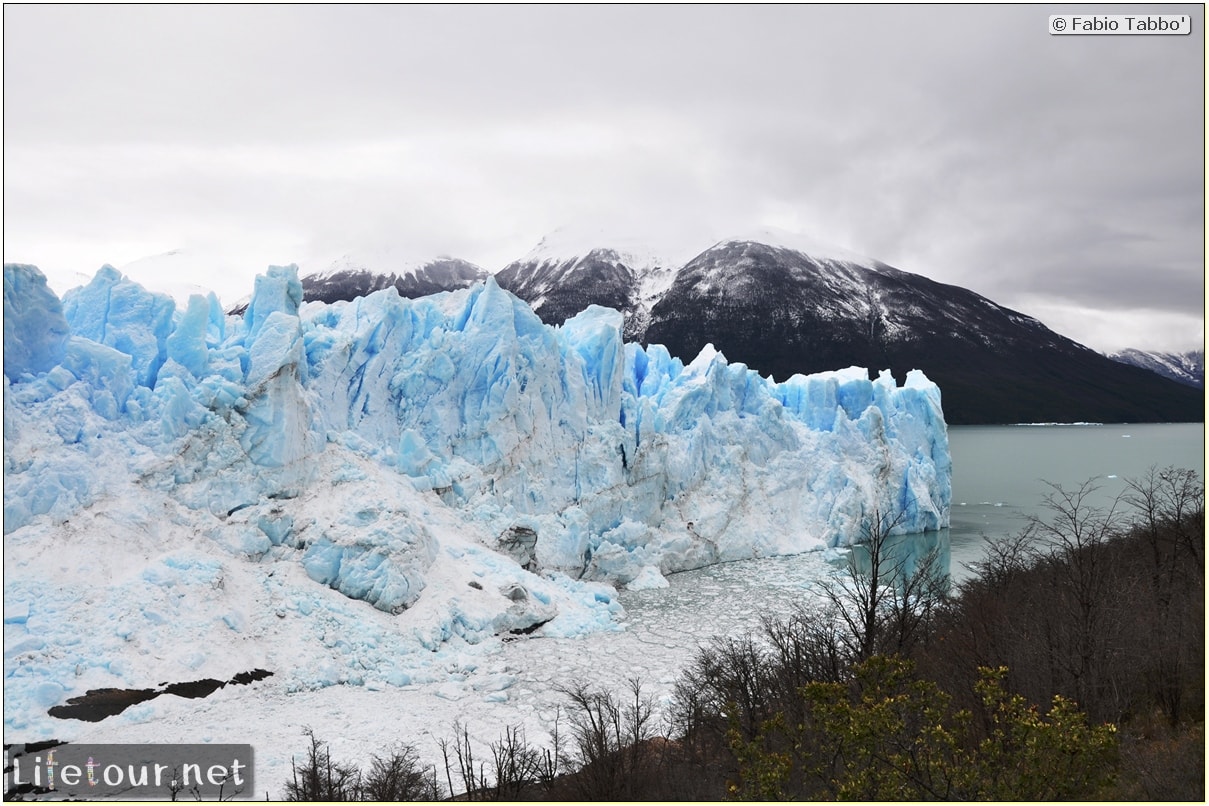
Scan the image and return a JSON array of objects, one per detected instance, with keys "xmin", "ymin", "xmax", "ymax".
[{"xmin": 946, "ymin": 422, "xmax": 1205, "ymax": 580}]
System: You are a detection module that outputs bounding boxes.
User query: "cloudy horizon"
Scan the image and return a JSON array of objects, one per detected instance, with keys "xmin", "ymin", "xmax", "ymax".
[{"xmin": 4, "ymin": 4, "xmax": 1204, "ymax": 354}]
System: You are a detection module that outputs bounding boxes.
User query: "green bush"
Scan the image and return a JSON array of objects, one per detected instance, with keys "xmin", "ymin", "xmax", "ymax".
[{"xmin": 728, "ymin": 656, "xmax": 1119, "ymax": 801}]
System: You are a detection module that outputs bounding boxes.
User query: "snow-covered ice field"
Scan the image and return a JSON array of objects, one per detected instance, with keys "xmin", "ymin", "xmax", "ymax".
[
  {"xmin": 4, "ymin": 261, "xmax": 951, "ymax": 797},
  {"xmin": 16, "ymin": 548, "xmax": 840, "ymax": 799}
]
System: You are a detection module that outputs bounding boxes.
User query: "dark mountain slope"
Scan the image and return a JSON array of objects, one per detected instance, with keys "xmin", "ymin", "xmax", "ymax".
[
  {"xmin": 643, "ymin": 241, "xmax": 1203, "ymax": 425},
  {"xmin": 495, "ymin": 248, "xmax": 639, "ymax": 335},
  {"xmin": 302, "ymin": 257, "xmax": 488, "ymax": 304}
]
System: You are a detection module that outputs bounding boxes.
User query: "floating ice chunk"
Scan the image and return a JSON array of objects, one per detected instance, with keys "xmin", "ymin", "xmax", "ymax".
[
  {"xmin": 471, "ymin": 673, "xmax": 518, "ymax": 692},
  {"xmin": 626, "ymin": 565, "xmax": 670, "ymax": 590}
]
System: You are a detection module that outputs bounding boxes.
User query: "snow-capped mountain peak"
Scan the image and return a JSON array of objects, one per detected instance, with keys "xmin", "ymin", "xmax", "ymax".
[
  {"xmin": 496, "ymin": 228, "xmax": 684, "ymax": 338},
  {"xmin": 516, "ymin": 225, "xmax": 682, "ymax": 276},
  {"xmin": 296, "ymin": 248, "xmax": 490, "ymax": 306},
  {"xmin": 712, "ymin": 226, "xmax": 878, "ymax": 268},
  {"xmin": 307, "ymin": 246, "xmax": 463, "ymax": 282}
]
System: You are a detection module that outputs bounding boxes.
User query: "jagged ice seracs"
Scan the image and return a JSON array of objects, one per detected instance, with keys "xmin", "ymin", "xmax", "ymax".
[{"xmin": 3, "ymin": 262, "xmax": 950, "ymax": 734}]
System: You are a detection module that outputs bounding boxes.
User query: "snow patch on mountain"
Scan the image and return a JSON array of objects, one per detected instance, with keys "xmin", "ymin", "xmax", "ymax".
[
  {"xmin": 718, "ymin": 226, "xmax": 879, "ymax": 268},
  {"xmin": 1109, "ymin": 348, "xmax": 1204, "ymax": 389},
  {"xmin": 305, "ymin": 246, "xmax": 473, "ymax": 282},
  {"xmin": 516, "ymin": 225, "xmax": 688, "ymax": 275},
  {"xmin": 499, "ymin": 227, "xmax": 693, "ymax": 340}
]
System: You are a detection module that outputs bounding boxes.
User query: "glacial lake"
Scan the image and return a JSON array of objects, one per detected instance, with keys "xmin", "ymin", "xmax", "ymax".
[{"xmin": 944, "ymin": 422, "xmax": 1206, "ymax": 581}]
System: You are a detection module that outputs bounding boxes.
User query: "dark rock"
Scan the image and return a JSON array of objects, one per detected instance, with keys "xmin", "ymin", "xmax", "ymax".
[{"xmin": 497, "ymin": 526, "xmax": 539, "ymax": 572}]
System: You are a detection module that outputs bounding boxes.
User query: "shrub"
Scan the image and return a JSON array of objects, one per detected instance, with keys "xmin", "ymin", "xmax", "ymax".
[{"xmin": 728, "ymin": 656, "xmax": 1119, "ymax": 801}]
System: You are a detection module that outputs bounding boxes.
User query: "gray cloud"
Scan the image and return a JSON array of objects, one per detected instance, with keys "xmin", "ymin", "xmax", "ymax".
[{"xmin": 4, "ymin": 4, "xmax": 1203, "ymax": 352}]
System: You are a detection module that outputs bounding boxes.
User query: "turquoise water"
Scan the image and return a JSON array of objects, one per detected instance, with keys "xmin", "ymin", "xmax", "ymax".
[{"xmin": 945, "ymin": 422, "xmax": 1205, "ymax": 580}]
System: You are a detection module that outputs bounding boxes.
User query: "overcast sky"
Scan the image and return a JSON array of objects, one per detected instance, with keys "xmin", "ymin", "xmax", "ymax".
[{"xmin": 4, "ymin": 4, "xmax": 1204, "ymax": 353}]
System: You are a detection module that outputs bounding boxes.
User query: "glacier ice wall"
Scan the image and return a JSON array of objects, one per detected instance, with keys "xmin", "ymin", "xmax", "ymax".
[
  {"xmin": 3, "ymin": 262, "xmax": 949, "ymax": 720},
  {"xmin": 298, "ymin": 278, "xmax": 950, "ymax": 585},
  {"xmin": 5, "ymin": 263, "xmax": 950, "ymax": 585}
]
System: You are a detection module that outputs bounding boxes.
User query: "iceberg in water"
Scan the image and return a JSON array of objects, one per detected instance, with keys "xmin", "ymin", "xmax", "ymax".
[{"xmin": 2, "ymin": 262, "xmax": 950, "ymax": 727}]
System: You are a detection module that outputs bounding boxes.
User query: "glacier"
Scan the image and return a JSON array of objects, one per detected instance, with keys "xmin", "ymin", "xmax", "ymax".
[{"xmin": 3, "ymin": 262, "xmax": 950, "ymax": 735}]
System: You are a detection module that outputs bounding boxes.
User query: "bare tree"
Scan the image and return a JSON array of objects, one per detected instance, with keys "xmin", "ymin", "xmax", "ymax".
[
  {"xmin": 440, "ymin": 722, "xmax": 487, "ymax": 799},
  {"xmin": 362, "ymin": 743, "xmax": 442, "ymax": 801},
  {"xmin": 817, "ymin": 508, "xmax": 948, "ymax": 663},
  {"xmin": 1126, "ymin": 465, "xmax": 1204, "ymax": 575},
  {"xmin": 487, "ymin": 726, "xmax": 546, "ymax": 799},
  {"xmin": 761, "ymin": 606, "xmax": 848, "ymax": 689},
  {"xmin": 1025, "ymin": 479, "xmax": 1131, "ymax": 719},
  {"xmin": 284, "ymin": 728, "xmax": 361, "ymax": 802},
  {"xmin": 1123, "ymin": 466, "xmax": 1205, "ymax": 725},
  {"xmin": 557, "ymin": 677, "xmax": 663, "ymax": 799},
  {"xmin": 962, "ymin": 530, "xmax": 1038, "ymax": 591},
  {"xmin": 532, "ymin": 707, "xmax": 567, "ymax": 792}
]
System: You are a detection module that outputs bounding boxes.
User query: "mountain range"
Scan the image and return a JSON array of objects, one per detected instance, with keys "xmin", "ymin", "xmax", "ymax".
[
  {"xmin": 1108, "ymin": 349, "xmax": 1203, "ymax": 390},
  {"xmin": 302, "ymin": 254, "xmax": 488, "ymax": 303},
  {"xmin": 296, "ymin": 234, "xmax": 1204, "ymax": 425}
]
